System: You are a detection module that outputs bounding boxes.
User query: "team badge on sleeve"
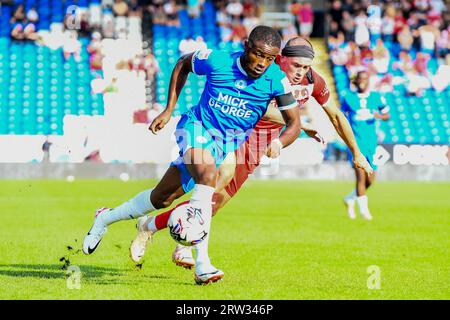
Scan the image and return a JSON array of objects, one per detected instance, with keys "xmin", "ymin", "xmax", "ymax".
[{"xmin": 196, "ymin": 49, "xmax": 213, "ymax": 60}]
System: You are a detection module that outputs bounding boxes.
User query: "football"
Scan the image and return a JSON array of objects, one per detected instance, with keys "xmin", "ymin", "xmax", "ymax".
[{"xmin": 167, "ymin": 204, "xmax": 209, "ymax": 246}]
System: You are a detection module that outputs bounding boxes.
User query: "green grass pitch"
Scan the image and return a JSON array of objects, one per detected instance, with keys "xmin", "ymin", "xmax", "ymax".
[{"xmin": 0, "ymin": 179, "xmax": 448, "ymax": 299}]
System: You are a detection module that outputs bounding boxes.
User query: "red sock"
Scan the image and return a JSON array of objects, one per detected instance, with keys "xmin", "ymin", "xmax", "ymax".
[{"xmin": 154, "ymin": 201, "xmax": 189, "ymax": 230}]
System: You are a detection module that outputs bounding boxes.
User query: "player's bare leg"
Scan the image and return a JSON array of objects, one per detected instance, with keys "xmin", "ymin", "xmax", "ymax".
[
  {"xmin": 355, "ymin": 167, "xmax": 373, "ymax": 220},
  {"xmin": 172, "ymin": 152, "xmax": 235, "ymax": 269},
  {"xmin": 83, "ymin": 167, "xmax": 183, "ymax": 255},
  {"xmin": 344, "ymin": 168, "xmax": 358, "ymax": 219},
  {"xmin": 183, "ymin": 147, "xmax": 227, "ymax": 284},
  {"xmin": 129, "ymin": 166, "xmax": 186, "ymax": 262}
]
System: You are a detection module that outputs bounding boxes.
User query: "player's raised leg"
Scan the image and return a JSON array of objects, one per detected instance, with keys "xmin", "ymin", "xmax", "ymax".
[
  {"xmin": 83, "ymin": 166, "xmax": 185, "ymax": 255},
  {"xmin": 355, "ymin": 167, "xmax": 373, "ymax": 220},
  {"xmin": 344, "ymin": 189, "xmax": 357, "ymax": 219}
]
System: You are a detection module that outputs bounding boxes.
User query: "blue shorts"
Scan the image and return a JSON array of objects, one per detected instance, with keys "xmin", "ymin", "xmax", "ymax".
[{"xmin": 170, "ymin": 111, "xmax": 244, "ymax": 193}]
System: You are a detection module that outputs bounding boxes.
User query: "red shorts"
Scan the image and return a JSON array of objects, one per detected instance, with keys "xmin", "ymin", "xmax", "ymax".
[{"xmin": 225, "ymin": 120, "xmax": 282, "ymax": 197}]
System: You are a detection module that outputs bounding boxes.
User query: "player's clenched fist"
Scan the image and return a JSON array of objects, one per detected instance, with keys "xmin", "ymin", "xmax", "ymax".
[
  {"xmin": 265, "ymin": 138, "xmax": 283, "ymax": 159},
  {"xmin": 353, "ymin": 152, "xmax": 373, "ymax": 175},
  {"xmin": 149, "ymin": 110, "xmax": 171, "ymax": 134}
]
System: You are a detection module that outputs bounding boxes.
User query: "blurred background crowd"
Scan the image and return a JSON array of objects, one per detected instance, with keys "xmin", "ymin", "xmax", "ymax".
[{"xmin": 0, "ymin": 0, "xmax": 448, "ymax": 164}]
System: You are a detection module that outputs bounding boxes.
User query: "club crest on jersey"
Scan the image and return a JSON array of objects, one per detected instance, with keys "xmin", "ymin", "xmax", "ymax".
[{"xmin": 235, "ymin": 79, "xmax": 247, "ymax": 90}]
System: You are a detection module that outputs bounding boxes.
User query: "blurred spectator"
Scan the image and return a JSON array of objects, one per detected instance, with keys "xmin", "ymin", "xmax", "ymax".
[
  {"xmin": 187, "ymin": 0, "xmax": 202, "ymax": 18},
  {"xmin": 419, "ymin": 23, "xmax": 440, "ymax": 55},
  {"xmin": 164, "ymin": 0, "xmax": 180, "ymax": 26},
  {"xmin": 328, "ymin": 20, "xmax": 345, "ymax": 50},
  {"xmin": 437, "ymin": 26, "xmax": 450, "ymax": 59},
  {"xmin": 329, "ymin": 0, "xmax": 343, "ymax": 27},
  {"xmin": 42, "ymin": 137, "xmax": 52, "ymax": 163},
  {"xmin": 26, "ymin": 7, "xmax": 39, "ymax": 24},
  {"xmin": 367, "ymin": 1, "xmax": 382, "ymax": 43},
  {"xmin": 217, "ymin": 3, "xmax": 232, "ymax": 27},
  {"xmin": 372, "ymin": 39, "xmax": 390, "ymax": 74},
  {"xmin": 431, "ymin": 54, "xmax": 450, "ymax": 92},
  {"xmin": 63, "ymin": 30, "xmax": 82, "ymax": 62},
  {"xmin": 88, "ymin": 31, "xmax": 104, "ymax": 71},
  {"xmin": 113, "ymin": 0, "xmax": 129, "ymax": 17},
  {"xmin": 398, "ymin": 25, "xmax": 414, "ymax": 51},
  {"xmin": 299, "ymin": 2, "xmax": 314, "ymax": 38},
  {"xmin": 10, "ymin": 4, "xmax": 39, "ymax": 41},
  {"xmin": 393, "ymin": 9, "xmax": 407, "ymax": 39},
  {"xmin": 129, "ymin": 0, "xmax": 142, "ymax": 17},
  {"xmin": 330, "ymin": 45, "xmax": 349, "ymax": 66},
  {"xmin": 346, "ymin": 42, "xmax": 366, "ymax": 76},
  {"xmin": 381, "ymin": 5, "xmax": 396, "ymax": 42},
  {"xmin": 216, "ymin": 3, "xmax": 233, "ymax": 41},
  {"xmin": 328, "ymin": 0, "xmax": 450, "ymax": 98},
  {"xmin": 414, "ymin": 52, "xmax": 430, "ymax": 77},
  {"xmin": 394, "ymin": 51, "xmax": 415, "ymax": 74},
  {"xmin": 242, "ymin": 0, "xmax": 257, "ymax": 17},
  {"xmin": 134, "ymin": 103, "xmax": 163, "ymax": 124},
  {"xmin": 226, "ymin": 0, "xmax": 244, "ymax": 22},
  {"xmin": 11, "ymin": 3, "xmax": 25, "ymax": 21},
  {"xmin": 102, "ymin": 17, "xmax": 115, "ymax": 38},
  {"xmin": 290, "ymin": 0, "xmax": 302, "ymax": 35},
  {"xmin": 143, "ymin": 52, "xmax": 160, "ymax": 80},
  {"xmin": 78, "ymin": 11, "xmax": 91, "ymax": 37},
  {"xmin": 230, "ymin": 21, "xmax": 247, "ymax": 42},
  {"xmin": 354, "ymin": 10, "xmax": 370, "ymax": 47},
  {"xmin": 282, "ymin": 23, "xmax": 298, "ymax": 45},
  {"xmin": 89, "ymin": 3, "xmax": 102, "ymax": 30},
  {"xmin": 341, "ymin": 11, "xmax": 355, "ymax": 42},
  {"xmin": 242, "ymin": 7, "xmax": 260, "ymax": 36}
]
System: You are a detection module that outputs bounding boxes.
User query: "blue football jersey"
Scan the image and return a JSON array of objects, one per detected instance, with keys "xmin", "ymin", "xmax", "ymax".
[
  {"xmin": 190, "ymin": 49, "xmax": 296, "ymax": 144},
  {"xmin": 341, "ymin": 90, "xmax": 389, "ymax": 152}
]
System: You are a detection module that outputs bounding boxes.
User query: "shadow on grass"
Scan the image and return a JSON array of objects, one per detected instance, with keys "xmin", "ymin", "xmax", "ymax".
[
  {"xmin": 0, "ymin": 264, "xmax": 124, "ymax": 280},
  {"xmin": 0, "ymin": 264, "xmax": 193, "ymax": 286}
]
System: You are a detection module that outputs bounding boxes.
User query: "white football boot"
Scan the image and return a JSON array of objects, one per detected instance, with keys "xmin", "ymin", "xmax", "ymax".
[
  {"xmin": 82, "ymin": 207, "xmax": 110, "ymax": 255},
  {"xmin": 344, "ymin": 198, "xmax": 356, "ymax": 219},
  {"xmin": 129, "ymin": 216, "xmax": 153, "ymax": 263},
  {"xmin": 360, "ymin": 211, "xmax": 373, "ymax": 221},
  {"xmin": 172, "ymin": 244, "xmax": 195, "ymax": 269},
  {"xmin": 194, "ymin": 265, "xmax": 224, "ymax": 285}
]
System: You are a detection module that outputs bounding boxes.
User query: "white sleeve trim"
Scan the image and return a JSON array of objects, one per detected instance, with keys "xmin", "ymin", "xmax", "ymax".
[
  {"xmin": 281, "ymin": 77, "xmax": 293, "ymax": 94},
  {"xmin": 191, "ymin": 51, "xmax": 199, "ymax": 75}
]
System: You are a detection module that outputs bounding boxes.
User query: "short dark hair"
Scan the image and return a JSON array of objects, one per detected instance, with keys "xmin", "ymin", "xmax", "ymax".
[{"xmin": 248, "ymin": 25, "xmax": 282, "ymax": 49}]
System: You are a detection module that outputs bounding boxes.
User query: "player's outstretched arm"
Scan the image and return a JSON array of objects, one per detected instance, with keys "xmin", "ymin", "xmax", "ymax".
[
  {"xmin": 262, "ymin": 103, "xmax": 323, "ymax": 143},
  {"xmin": 322, "ymin": 102, "xmax": 373, "ymax": 175},
  {"xmin": 266, "ymin": 106, "xmax": 301, "ymax": 158},
  {"xmin": 149, "ymin": 53, "xmax": 194, "ymax": 134}
]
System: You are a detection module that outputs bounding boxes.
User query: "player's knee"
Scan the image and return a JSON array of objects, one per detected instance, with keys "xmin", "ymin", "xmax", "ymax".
[
  {"xmin": 150, "ymin": 192, "xmax": 173, "ymax": 209},
  {"xmin": 196, "ymin": 169, "xmax": 217, "ymax": 186}
]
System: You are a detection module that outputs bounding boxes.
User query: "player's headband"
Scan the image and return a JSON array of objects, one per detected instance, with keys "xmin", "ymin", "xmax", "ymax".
[{"xmin": 281, "ymin": 45, "xmax": 315, "ymax": 59}]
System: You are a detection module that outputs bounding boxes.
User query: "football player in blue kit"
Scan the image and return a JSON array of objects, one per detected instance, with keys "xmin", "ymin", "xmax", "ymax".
[
  {"xmin": 82, "ymin": 26, "xmax": 301, "ymax": 284},
  {"xmin": 342, "ymin": 71, "xmax": 390, "ymax": 220}
]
